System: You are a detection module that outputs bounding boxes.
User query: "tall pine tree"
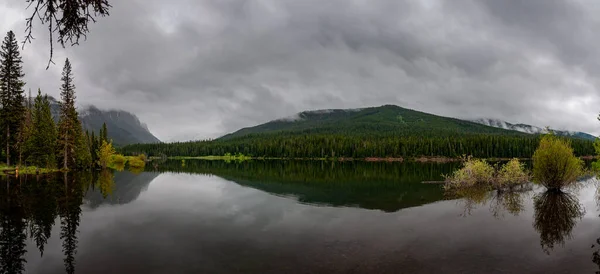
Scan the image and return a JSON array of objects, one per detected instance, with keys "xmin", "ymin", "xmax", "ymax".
[
  {"xmin": 0, "ymin": 31, "xmax": 26, "ymax": 166},
  {"xmin": 57, "ymin": 59, "xmax": 84, "ymax": 170}
]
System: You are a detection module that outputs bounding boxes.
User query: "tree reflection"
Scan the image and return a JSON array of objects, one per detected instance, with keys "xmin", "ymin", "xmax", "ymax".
[
  {"xmin": 533, "ymin": 191, "xmax": 584, "ymax": 254},
  {"xmin": 58, "ymin": 173, "xmax": 84, "ymax": 274},
  {"xmin": 97, "ymin": 169, "xmax": 115, "ymax": 199},
  {"xmin": 0, "ymin": 172, "xmax": 93, "ymax": 274},
  {"xmin": 448, "ymin": 184, "xmax": 530, "ymax": 218},
  {"xmin": 0, "ymin": 177, "xmax": 27, "ymax": 274},
  {"xmin": 489, "ymin": 187, "xmax": 529, "ymax": 219}
]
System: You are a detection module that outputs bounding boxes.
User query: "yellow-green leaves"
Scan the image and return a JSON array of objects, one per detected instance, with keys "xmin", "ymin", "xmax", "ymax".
[{"xmin": 532, "ymin": 135, "xmax": 584, "ymax": 190}]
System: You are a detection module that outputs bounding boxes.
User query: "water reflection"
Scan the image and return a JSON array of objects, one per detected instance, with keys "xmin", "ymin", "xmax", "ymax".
[
  {"xmin": 0, "ymin": 172, "xmax": 120, "ymax": 274},
  {"xmin": 533, "ymin": 191, "xmax": 585, "ymax": 254},
  {"xmin": 447, "ymin": 184, "xmax": 531, "ymax": 218},
  {"xmin": 150, "ymin": 159, "xmax": 460, "ymax": 212}
]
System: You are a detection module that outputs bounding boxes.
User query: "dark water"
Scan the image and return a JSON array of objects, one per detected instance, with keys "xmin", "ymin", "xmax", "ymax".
[{"xmin": 2, "ymin": 160, "xmax": 600, "ymax": 273}]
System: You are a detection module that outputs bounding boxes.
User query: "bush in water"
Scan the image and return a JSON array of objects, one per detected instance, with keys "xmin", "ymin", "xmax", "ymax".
[{"xmin": 532, "ymin": 135, "xmax": 584, "ymax": 191}]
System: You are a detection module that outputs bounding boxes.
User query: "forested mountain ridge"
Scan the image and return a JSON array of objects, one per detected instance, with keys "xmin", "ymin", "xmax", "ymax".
[
  {"xmin": 220, "ymin": 105, "xmax": 527, "ymax": 140},
  {"xmin": 46, "ymin": 96, "xmax": 160, "ymax": 145},
  {"xmin": 121, "ymin": 105, "xmax": 596, "ymax": 159}
]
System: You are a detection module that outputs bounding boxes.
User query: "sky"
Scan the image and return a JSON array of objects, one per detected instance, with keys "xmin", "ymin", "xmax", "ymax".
[{"xmin": 1, "ymin": 0, "xmax": 600, "ymax": 141}]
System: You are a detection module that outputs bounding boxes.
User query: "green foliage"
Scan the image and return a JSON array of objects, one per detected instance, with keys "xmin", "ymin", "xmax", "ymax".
[
  {"xmin": 111, "ymin": 154, "xmax": 126, "ymax": 165},
  {"xmin": 220, "ymin": 105, "xmax": 529, "ymax": 140},
  {"xmin": 532, "ymin": 135, "xmax": 584, "ymax": 190},
  {"xmin": 127, "ymin": 156, "xmax": 145, "ymax": 168},
  {"xmin": 0, "ymin": 31, "xmax": 26, "ymax": 166},
  {"xmin": 56, "ymin": 58, "xmax": 92, "ymax": 170},
  {"xmin": 496, "ymin": 158, "xmax": 529, "ymax": 188},
  {"xmin": 26, "ymin": 91, "xmax": 57, "ymax": 168},
  {"xmin": 121, "ymin": 133, "xmax": 595, "ymax": 160},
  {"xmin": 444, "ymin": 157, "xmax": 495, "ymax": 188}
]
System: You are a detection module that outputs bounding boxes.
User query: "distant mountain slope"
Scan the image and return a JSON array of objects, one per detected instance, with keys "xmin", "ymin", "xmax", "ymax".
[
  {"xmin": 472, "ymin": 118, "xmax": 596, "ymax": 141},
  {"xmin": 48, "ymin": 97, "xmax": 160, "ymax": 145},
  {"xmin": 220, "ymin": 105, "xmax": 527, "ymax": 140}
]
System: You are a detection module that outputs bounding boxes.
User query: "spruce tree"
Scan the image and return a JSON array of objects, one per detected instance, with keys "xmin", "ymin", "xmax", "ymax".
[
  {"xmin": 29, "ymin": 90, "xmax": 57, "ymax": 168},
  {"xmin": 57, "ymin": 59, "xmax": 81, "ymax": 170},
  {"xmin": 0, "ymin": 31, "xmax": 26, "ymax": 166},
  {"xmin": 17, "ymin": 89, "xmax": 33, "ymax": 166},
  {"xmin": 101, "ymin": 122, "xmax": 108, "ymax": 142}
]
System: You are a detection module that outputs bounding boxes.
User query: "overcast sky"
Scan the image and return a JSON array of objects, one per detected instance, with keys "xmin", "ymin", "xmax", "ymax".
[{"xmin": 1, "ymin": 0, "xmax": 600, "ymax": 141}]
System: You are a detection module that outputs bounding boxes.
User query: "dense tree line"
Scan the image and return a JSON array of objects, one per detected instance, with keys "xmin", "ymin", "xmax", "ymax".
[
  {"xmin": 121, "ymin": 134, "xmax": 596, "ymax": 159},
  {"xmin": 0, "ymin": 30, "xmax": 110, "ymax": 170}
]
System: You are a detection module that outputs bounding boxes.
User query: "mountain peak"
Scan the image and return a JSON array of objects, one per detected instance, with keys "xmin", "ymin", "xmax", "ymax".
[
  {"xmin": 220, "ymin": 105, "xmax": 527, "ymax": 140},
  {"xmin": 47, "ymin": 100, "xmax": 160, "ymax": 145}
]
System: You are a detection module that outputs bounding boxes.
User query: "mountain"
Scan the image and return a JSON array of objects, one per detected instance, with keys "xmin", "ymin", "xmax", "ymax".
[
  {"xmin": 47, "ymin": 97, "xmax": 160, "ymax": 145},
  {"xmin": 472, "ymin": 118, "xmax": 596, "ymax": 141},
  {"xmin": 220, "ymin": 104, "xmax": 527, "ymax": 140}
]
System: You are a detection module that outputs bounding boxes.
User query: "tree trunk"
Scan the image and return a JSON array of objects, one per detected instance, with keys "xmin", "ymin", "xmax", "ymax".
[
  {"xmin": 6, "ymin": 126, "xmax": 9, "ymax": 166},
  {"xmin": 63, "ymin": 134, "xmax": 68, "ymax": 170}
]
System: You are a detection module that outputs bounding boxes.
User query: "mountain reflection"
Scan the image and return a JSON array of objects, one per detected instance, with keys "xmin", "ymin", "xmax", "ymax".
[
  {"xmin": 533, "ymin": 191, "xmax": 584, "ymax": 254},
  {"xmin": 151, "ymin": 159, "xmax": 460, "ymax": 212}
]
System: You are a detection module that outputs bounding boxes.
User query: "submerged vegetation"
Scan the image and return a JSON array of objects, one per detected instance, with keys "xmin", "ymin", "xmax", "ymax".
[
  {"xmin": 532, "ymin": 134, "xmax": 585, "ymax": 191},
  {"xmin": 444, "ymin": 157, "xmax": 529, "ymax": 190}
]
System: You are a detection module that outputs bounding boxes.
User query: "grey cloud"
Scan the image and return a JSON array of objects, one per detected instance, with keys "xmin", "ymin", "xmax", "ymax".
[{"xmin": 1, "ymin": 0, "xmax": 600, "ymax": 141}]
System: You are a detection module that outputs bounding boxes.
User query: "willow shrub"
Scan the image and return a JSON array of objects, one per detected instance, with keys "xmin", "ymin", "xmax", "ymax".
[
  {"xmin": 532, "ymin": 135, "xmax": 584, "ymax": 190},
  {"xmin": 445, "ymin": 157, "xmax": 529, "ymax": 190},
  {"xmin": 128, "ymin": 156, "xmax": 146, "ymax": 168},
  {"xmin": 111, "ymin": 154, "xmax": 127, "ymax": 165},
  {"xmin": 444, "ymin": 157, "xmax": 494, "ymax": 189},
  {"xmin": 496, "ymin": 158, "xmax": 530, "ymax": 188}
]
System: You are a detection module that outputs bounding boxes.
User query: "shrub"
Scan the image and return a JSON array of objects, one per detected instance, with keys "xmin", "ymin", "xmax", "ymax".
[
  {"xmin": 111, "ymin": 154, "xmax": 127, "ymax": 164},
  {"xmin": 128, "ymin": 156, "xmax": 145, "ymax": 168},
  {"xmin": 532, "ymin": 135, "xmax": 584, "ymax": 190},
  {"xmin": 496, "ymin": 158, "xmax": 529, "ymax": 188},
  {"xmin": 444, "ymin": 157, "xmax": 494, "ymax": 189}
]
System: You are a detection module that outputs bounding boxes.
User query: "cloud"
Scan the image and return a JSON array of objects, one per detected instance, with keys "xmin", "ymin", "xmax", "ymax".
[{"xmin": 1, "ymin": 0, "xmax": 600, "ymax": 141}]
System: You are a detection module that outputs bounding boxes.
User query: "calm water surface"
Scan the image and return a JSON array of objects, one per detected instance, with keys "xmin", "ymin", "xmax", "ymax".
[{"xmin": 3, "ymin": 160, "xmax": 600, "ymax": 273}]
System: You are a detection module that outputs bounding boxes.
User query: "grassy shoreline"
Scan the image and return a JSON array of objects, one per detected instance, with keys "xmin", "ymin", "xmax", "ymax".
[{"xmin": 0, "ymin": 166, "xmax": 62, "ymax": 175}]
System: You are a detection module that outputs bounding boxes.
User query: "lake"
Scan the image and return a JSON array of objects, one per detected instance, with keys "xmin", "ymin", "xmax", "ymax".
[{"xmin": 2, "ymin": 159, "xmax": 600, "ymax": 273}]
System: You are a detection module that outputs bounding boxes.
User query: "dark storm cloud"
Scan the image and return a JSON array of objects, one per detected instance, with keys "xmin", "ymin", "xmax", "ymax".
[{"xmin": 2, "ymin": 0, "xmax": 600, "ymax": 140}]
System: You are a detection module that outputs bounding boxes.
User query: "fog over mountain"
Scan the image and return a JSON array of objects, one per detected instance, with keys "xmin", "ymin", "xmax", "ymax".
[
  {"xmin": 472, "ymin": 118, "xmax": 596, "ymax": 140},
  {"xmin": 2, "ymin": 0, "xmax": 600, "ymax": 141},
  {"xmin": 47, "ymin": 97, "xmax": 160, "ymax": 145}
]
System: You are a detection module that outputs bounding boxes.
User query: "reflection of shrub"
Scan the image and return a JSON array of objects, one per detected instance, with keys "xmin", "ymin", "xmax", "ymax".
[
  {"xmin": 496, "ymin": 158, "xmax": 529, "ymax": 188},
  {"xmin": 533, "ymin": 191, "xmax": 584, "ymax": 254},
  {"xmin": 533, "ymin": 135, "xmax": 584, "ymax": 190},
  {"xmin": 444, "ymin": 157, "xmax": 494, "ymax": 189}
]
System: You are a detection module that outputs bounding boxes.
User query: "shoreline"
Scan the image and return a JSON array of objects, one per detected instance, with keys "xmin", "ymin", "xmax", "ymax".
[{"xmin": 164, "ymin": 155, "xmax": 600, "ymax": 163}]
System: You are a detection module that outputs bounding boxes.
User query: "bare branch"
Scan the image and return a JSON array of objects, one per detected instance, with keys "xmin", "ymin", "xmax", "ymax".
[{"xmin": 21, "ymin": 0, "xmax": 111, "ymax": 69}]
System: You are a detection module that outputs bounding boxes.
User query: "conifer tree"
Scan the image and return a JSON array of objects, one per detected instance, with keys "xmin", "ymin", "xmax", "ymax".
[
  {"xmin": 0, "ymin": 31, "xmax": 26, "ymax": 166},
  {"xmin": 17, "ymin": 89, "xmax": 33, "ymax": 166},
  {"xmin": 101, "ymin": 122, "xmax": 108, "ymax": 143},
  {"xmin": 29, "ymin": 90, "xmax": 57, "ymax": 168},
  {"xmin": 57, "ymin": 58, "xmax": 82, "ymax": 170}
]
